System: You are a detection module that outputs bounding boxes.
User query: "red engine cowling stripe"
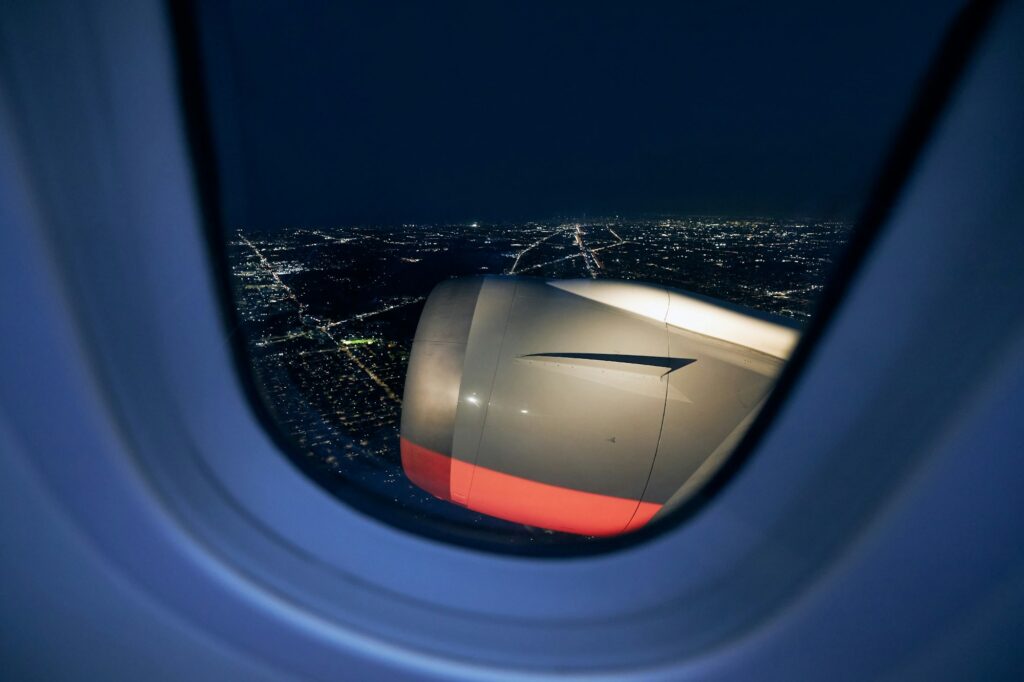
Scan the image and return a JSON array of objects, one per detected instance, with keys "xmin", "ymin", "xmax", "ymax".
[
  {"xmin": 400, "ymin": 437, "xmax": 661, "ymax": 537},
  {"xmin": 401, "ymin": 437, "xmax": 451, "ymax": 500}
]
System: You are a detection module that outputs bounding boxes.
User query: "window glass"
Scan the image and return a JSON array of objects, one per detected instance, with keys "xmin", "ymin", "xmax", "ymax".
[{"xmin": 187, "ymin": 1, "xmax": 964, "ymax": 547}]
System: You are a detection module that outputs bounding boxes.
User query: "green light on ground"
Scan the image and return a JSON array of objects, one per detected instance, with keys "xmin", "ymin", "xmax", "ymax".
[{"xmin": 341, "ymin": 338, "xmax": 375, "ymax": 345}]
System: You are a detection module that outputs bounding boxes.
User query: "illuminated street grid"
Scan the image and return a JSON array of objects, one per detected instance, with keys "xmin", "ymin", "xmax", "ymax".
[{"xmin": 228, "ymin": 217, "xmax": 849, "ymax": 540}]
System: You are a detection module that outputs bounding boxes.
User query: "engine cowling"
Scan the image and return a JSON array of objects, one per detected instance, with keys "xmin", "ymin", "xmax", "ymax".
[{"xmin": 400, "ymin": 276, "xmax": 799, "ymax": 536}]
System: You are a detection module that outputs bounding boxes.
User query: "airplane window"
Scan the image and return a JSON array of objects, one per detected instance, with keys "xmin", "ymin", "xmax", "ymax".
[{"xmin": 177, "ymin": 1, "xmax": 965, "ymax": 549}]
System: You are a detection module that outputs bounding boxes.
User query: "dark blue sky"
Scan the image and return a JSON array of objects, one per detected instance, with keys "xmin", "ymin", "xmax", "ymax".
[{"xmin": 195, "ymin": 1, "xmax": 965, "ymax": 228}]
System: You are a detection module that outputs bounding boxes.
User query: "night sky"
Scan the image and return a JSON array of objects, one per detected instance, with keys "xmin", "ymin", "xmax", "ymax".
[{"xmin": 194, "ymin": 1, "xmax": 966, "ymax": 228}]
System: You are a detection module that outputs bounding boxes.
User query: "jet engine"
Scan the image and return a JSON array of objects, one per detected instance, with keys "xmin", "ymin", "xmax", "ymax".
[{"xmin": 400, "ymin": 276, "xmax": 799, "ymax": 536}]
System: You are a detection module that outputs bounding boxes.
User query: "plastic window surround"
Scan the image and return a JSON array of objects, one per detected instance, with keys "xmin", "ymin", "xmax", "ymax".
[{"xmin": 0, "ymin": 0, "xmax": 1008, "ymax": 675}]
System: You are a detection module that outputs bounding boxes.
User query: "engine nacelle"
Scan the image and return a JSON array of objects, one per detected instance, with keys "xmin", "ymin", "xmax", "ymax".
[{"xmin": 400, "ymin": 276, "xmax": 799, "ymax": 536}]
